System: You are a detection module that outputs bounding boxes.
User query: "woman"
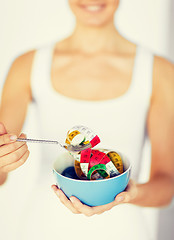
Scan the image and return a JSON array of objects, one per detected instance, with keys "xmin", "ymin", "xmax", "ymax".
[{"xmin": 0, "ymin": 0, "xmax": 174, "ymax": 239}]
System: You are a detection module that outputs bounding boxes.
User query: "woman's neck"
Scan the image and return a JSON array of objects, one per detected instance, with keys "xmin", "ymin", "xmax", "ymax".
[{"xmin": 67, "ymin": 21, "xmax": 128, "ymax": 54}]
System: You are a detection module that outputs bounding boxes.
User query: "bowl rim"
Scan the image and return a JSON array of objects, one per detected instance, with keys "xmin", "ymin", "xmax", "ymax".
[{"xmin": 53, "ymin": 150, "xmax": 132, "ymax": 183}]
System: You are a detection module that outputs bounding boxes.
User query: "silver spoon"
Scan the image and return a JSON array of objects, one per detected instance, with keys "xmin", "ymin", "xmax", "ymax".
[{"xmin": 16, "ymin": 137, "xmax": 91, "ymax": 153}]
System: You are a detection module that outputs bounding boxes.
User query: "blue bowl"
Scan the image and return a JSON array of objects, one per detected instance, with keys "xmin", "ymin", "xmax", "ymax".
[{"xmin": 53, "ymin": 149, "xmax": 131, "ymax": 206}]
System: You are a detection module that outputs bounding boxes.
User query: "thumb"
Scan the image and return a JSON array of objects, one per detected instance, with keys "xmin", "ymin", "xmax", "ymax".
[
  {"xmin": 114, "ymin": 192, "xmax": 131, "ymax": 204},
  {"xmin": 0, "ymin": 122, "xmax": 7, "ymax": 135}
]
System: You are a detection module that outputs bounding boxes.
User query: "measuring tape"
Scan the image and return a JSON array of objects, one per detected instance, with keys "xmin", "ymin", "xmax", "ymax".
[
  {"xmin": 65, "ymin": 125, "xmax": 100, "ymax": 165},
  {"xmin": 105, "ymin": 151, "xmax": 123, "ymax": 174},
  {"xmin": 87, "ymin": 164, "xmax": 109, "ymax": 180},
  {"xmin": 74, "ymin": 160, "xmax": 87, "ymax": 180},
  {"xmin": 65, "ymin": 125, "xmax": 100, "ymax": 149},
  {"xmin": 80, "ymin": 148, "xmax": 91, "ymax": 176},
  {"xmin": 65, "ymin": 125, "xmax": 123, "ymax": 180},
  {"xmin": 80, "ymin": 149, "xmax": 108, "ymax": 179}
]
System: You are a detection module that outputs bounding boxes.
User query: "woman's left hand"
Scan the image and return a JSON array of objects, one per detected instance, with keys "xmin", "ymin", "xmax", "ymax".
[{"xmin": 51, "ymin": 179, "xmax": 139, "ymax": 216}]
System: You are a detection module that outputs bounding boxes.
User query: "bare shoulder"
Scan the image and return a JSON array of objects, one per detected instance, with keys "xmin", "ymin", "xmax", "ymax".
[
  {"xmin": 12, "ymin": 50, "xmax": 36, "ymax": 65},
  {"xmin": 0, "ymin": 50, "xmax": 37, "ymax": 133},
  {"xmin": 147, "ymin": 56, "xmax": 174, "ymax": 179},
  {"xmin": 152, "ymin": 56, "xmax": 174, "ymax": 104},
  {"xmin": 9, "ymin": 50, "xmax": 36, "ymax": 84},
  {"xmin": 154, "ymin": 56, "xmax": 174, "ymax": 80},
  {"xmin": 4, "ymin": 50, "xmax": 36, "ymax": 100}
]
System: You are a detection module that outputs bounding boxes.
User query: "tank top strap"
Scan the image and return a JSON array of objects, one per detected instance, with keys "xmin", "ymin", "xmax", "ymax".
[
  {"xmin": 131, "ymin": 46, "xmax": 154, "ymax": 102},
  {"xmin": 31, "ymin": 43, "xmax": 55, "ymax": 102}
]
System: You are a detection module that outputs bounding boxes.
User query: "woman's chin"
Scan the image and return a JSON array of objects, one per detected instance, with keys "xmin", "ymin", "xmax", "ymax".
[{"xmin": 79, "ymin": 18, "xmax": 111, "ymax": 27}]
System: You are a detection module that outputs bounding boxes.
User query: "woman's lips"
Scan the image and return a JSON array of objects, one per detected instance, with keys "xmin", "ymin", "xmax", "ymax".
[{"xmin": 79, "ymin": 4, "xmax": 106, "ymax": 13}]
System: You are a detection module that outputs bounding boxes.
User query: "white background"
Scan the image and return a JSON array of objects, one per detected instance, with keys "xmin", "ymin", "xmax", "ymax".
[{"xmin": 0, "ymin": 0, "xmax": 174, "ymax": 239}]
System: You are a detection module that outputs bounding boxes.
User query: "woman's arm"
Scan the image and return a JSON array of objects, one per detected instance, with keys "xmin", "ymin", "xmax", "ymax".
[
  {"xmin": 116, "ymin": 56, "xmax": 174, "ymax": 207},
  {"xmin": 139, "ymin": 56, "xmax": 174, "ymax": 206},
  {"xmin": 113, "ymin": 56, "xmax": 174, "ymax": 207},
  {"xmin": 52, "ymin": 56, "xmax": 174, "ymax": 216},
  {"xmin": 0, "ymin": 50, "xmax": 35, "ymax": 185},
  {"xmin": 0, "ymin": 51, "xmax": 35, "ymax": 133}
]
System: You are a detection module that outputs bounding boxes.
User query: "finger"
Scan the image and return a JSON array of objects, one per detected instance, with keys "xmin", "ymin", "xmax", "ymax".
[
  {"xmin": 124, "ymin": 179, "xmax": 135, "ymax": 192},
  {"xmin": 0, "ymin": 136, "xmax": 27, "ymax": 157},
  {"xmin": 92, "ymin": 201, "xmax": 115, "ymax": 215},
  {"xmin": 0, "ymin": 150, "xmax": 30, "ymax": 172},
  {"xmin": 51, "ymin": 185, "xmax": 80, "ymax": 214},
  {"xmin": 0, "ymin": 133, "xmax": 18, "ymax": 146},
  {"xmin": 114, "ymin": 192, "xmax": 131, "ymax": 204},
  {"xmin": 114, "ymin": 179, "xmax": 137, "ymax": 203},
  {"xmin": 0, "ymin": 122, "xmax": 7, "ymax": 135},
  {"xmin": 128, "ymin": 179, "xmax": 136, "ymax": 189},
  {"xmin": 0, "ymin": 132, "xmax": 26, "ymax": 147},
  {"xmin": 123, "ymin": 179, "xmax": 138, "ymax": 200},
  {"xmin": 70, "ymin": 197, "xmax": 95, "ymax": 217},
  {"xmin": 0, "ymin": 143, "xmax": 28, "ymax": 168}
]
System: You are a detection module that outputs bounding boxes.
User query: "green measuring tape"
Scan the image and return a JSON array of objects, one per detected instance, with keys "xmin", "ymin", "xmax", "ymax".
[{"xmin": 87, "ymin": 164, "xmax": 109, "ymax": 180}]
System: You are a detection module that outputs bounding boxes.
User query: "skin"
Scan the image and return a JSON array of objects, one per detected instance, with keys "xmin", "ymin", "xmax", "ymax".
[{"xmin": 0, "ymin": 0, "xmax": 174, "ymax": 216}]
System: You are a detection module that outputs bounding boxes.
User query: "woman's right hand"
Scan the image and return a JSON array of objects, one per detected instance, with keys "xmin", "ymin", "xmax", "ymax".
[{"xmin": 0, "ymin": 123, "xmax": 30, "ymax": 173}]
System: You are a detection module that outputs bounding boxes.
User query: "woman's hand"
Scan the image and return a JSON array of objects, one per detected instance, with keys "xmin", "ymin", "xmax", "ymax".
[
  {"xmin": 0, "ymin": 122, "xmax": 30, "ymax": 174},
  {"xmin": 51, "ymin": 179, "xmax": 138, "ymax": 216}
]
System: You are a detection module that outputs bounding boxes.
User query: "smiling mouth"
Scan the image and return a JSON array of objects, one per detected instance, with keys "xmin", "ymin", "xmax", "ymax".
[{"xmin": 79, "ymin": 4, "xmax": 106, "ymax": 13}]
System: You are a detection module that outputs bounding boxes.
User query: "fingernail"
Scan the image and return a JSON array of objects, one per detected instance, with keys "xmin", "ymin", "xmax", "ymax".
[
  {"xmin": 51, "ymin": 185, "xmax": 57, "ymax": 191},
  {"xmin": 10, "ymin": 135, "xmax": 17, "ymax": 141},
  {"xmin": 117, "ymin": 196, "xmax": 124, "ymax": 202}
]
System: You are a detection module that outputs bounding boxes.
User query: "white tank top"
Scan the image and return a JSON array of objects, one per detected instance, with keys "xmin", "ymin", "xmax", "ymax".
[
  {"xmin": 31, "ymin": 43, "xmax": 153, "ymax": 183},
  {"xmin": 16, "ymin": 43, "xmax": 154, "ymax": 240}
]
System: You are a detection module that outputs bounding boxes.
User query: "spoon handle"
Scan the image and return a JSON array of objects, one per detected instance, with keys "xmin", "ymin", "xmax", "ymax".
[{"xmin": 16, "ymin": 138, "xmax": 64, "ymax": 148}]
